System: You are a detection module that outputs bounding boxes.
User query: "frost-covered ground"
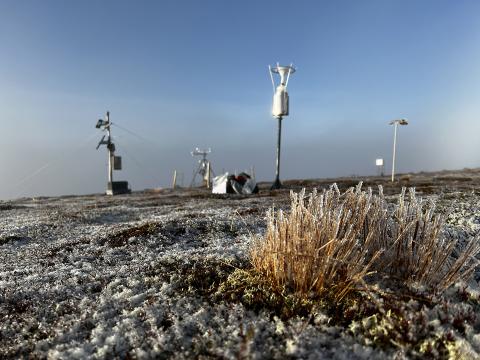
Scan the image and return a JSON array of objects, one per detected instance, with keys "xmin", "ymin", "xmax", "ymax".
[{"xmin": 1, "ymin": 170, "xmax": 480, "ymax": 359}]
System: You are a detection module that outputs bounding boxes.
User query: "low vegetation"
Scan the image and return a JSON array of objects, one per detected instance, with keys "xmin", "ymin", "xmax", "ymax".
[
  {"xmin": 2, "ymin": 175, "xmax": 480, "ymax": 359},
  {"xmin": 211, "ymin": 184, "xmax": 480, "ymax": 357},
  {"xmin": 250, "ymin": 183, "xmax": 480, "ymax": 299},
  {"xmin": 374, "ymin": 187, "xmax": 480, "ymax": 292},
  {"xmin": 251, "ymin": 184, "xmax": 384, "ymax": 301}
]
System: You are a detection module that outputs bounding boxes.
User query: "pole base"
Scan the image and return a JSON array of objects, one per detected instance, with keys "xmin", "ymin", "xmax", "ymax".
[
  {"xmin": 270, "ymin": 178, "xmax": 282, "ymax": 190},
  {"xmin": 106, "ymin": 181, "xmax": 131, "ymax": 195}
]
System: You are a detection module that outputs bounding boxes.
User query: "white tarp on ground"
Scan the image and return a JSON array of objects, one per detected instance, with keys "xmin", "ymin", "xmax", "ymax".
[{"xmin": 212, "ymin": 173, "xmax": 229, "ymax": 194}]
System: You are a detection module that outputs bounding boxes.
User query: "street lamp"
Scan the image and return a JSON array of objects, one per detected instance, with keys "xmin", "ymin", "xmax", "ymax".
[
  {"xmin": 269, "ymin": 63, "xmax": 296, "ymax": 189},
  {"xmin": 389, "ymin": 118, "xmax": 409, "ymax": 182}
]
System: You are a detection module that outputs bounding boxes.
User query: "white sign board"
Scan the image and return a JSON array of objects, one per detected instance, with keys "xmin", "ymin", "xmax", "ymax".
[{"xmin": 376, "ymin": 158, "xmax": 384, "ymax": 166}]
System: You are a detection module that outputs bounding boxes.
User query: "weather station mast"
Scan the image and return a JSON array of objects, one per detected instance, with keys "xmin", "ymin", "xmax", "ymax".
[
  {"xmin": 269, "ymin": 63, "xmax": 296, "ymax": 189},
  {"xmin": 190, "ymin": 147, "xmax": 214, "ymax": 188},
  {"xmin": 96, "ymin": 111, "xmax": 130, "ymax": 195}
]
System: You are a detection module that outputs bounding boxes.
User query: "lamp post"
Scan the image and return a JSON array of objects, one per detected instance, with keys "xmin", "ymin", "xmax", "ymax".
[
  {"xmin": 389, "ymin": 118, "xmax": 408, "ymax": 182},
  {"xmin": 269, "ymin": 63, "xmax": 296, "ymax": 190}
]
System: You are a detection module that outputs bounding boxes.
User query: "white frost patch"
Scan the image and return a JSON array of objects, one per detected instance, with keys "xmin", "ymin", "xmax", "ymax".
[{"xmin": 1, "ymin": 190, "xmax": 479, "ymax": 359}]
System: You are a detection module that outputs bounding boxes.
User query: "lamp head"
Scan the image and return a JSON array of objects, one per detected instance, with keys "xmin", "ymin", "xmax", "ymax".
[{"xmin": 389, "ymin": 118, "xmax": 409, "ymax": 126}]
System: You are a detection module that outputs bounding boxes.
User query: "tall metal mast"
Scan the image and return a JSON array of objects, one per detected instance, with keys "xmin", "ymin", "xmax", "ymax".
[
  {"xmin": 96, "ymin": 111, "xmax": 130, "ymax": 195},
  {"xmin": 269, "ymin": 63, "xmax": 296, "ymax": 190},
  {"xmin": 273, "ymin": 117, "xmax": 282, "ymax": 189},
  {"xmin": 106, "ymin": 111, "xmax": 113, "ymax": 186},
  {"xmin": 190, "ymin": 148, "xmax": 213, "ymax": 188}
]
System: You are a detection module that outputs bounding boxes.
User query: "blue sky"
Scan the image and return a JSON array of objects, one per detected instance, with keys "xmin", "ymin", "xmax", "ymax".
[{"xmin": 0, "ymin": 0, "xmax": 479, "ymax": 198}]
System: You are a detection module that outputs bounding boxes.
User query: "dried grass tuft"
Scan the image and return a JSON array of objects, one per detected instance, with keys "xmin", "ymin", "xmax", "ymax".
[
  {"xmin": 251, "ymin": 183, "xmax": 385, "ymax": 300},
  {"xmin": 374, "ymin": 187, "xmax": 480, "ymax": 292},
  {"xmin": 251, "ymin": 184, "xmax": 480, "ymax": 299}
]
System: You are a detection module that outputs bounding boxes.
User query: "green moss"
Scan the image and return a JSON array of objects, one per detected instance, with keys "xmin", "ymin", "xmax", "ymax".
[
  {"xmin": 215, "ymin": 267, "xmax": 477, "ymax": 359},
  {"xmin": 418, "ymin": 335, "xmax": 457, "ymax": 359},
  {"xmin": 215, "ymin": 269, "xmax": 315, "ymax": 319},
  {"xmin": 348, "ymin": 304, "xmax": 464, "ymax": 359},
  {"xmin": 215, "ymin": 268, "xmax": 373, "ymax": 322}
]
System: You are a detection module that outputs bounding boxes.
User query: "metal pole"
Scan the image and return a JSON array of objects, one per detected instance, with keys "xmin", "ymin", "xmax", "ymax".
[
  {"xmin": 172, "ymin": 170, "xmax": 177, "ymax": 189},
  {"xmin": 106, "ymin": 111, "xmax": 113, "ymax": 185},
  {"xmin": 206, "ymin": 162, "xmax": 211, "ymax": 189},
  {"xmin": 272, "ymin": 116, "xmax": 282, "ymax": 189},
  {"xmin": 391, "ymin": 122, "xmax": 398, "ymax": 182}
]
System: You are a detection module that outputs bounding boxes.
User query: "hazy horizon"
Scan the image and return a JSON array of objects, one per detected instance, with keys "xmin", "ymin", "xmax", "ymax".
[{"xmin": 1, "ymin": 0, "xmax": 479, "ymax": 200}]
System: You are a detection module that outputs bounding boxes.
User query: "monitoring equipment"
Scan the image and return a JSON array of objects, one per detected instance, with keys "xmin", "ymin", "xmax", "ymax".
[
  {"xmin": 95, "ymin": 111, "xmax": 130, "ymax": 195},
  {"xmin": 268, "ymin": 63, "xmax": 296, "ymax": 189},
  {"xmin": 190, "ymin": 147, "xmax": 214, "ymax": 188},
  {"xmin": 269, "ymin": 63, "xmax": 295, "ymax": 118},
  {"xmin": 376, "ymin": 158, "xmax": 385, "ymax": 177}
]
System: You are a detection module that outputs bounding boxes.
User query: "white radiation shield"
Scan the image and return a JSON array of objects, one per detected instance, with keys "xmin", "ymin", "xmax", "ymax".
[{"xmin": 269, "ymin": 64, "xmax": 295, "ymax": 119}]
